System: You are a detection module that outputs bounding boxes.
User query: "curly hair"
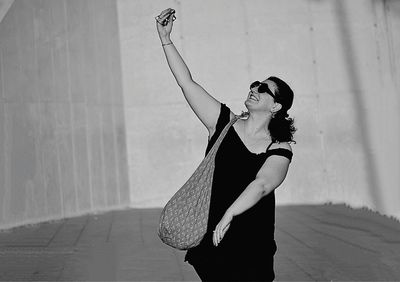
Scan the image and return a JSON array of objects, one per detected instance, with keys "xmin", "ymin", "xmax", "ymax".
[
  {"xmin": 267, "ymin": 76, "xmax": 297, "ymax": 143},
  {"xmin": 268, "ymin": 112, "xmax": 296, "ymax": 143}
]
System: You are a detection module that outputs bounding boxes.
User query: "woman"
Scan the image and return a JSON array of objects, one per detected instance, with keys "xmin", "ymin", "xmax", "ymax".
[{"xmin": 156, "ymin": 8, "xmax": 296, "ymax": 282}]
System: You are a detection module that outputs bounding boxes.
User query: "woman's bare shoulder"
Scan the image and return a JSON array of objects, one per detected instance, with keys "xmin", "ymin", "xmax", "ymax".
[{"xmin": 270, "ymin": 141, "xmax": 292, "ymax": 151}]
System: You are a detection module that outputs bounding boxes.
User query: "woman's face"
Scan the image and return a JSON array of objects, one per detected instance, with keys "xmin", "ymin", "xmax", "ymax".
[{"xmin": 245, "ymin": 79, "xmax": 278, "ymax": 112}]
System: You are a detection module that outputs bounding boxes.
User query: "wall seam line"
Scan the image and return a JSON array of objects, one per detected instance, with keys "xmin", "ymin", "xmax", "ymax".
[{"xmin": 63, "ymin": 0, "xmax": 79, "ymax": 215}]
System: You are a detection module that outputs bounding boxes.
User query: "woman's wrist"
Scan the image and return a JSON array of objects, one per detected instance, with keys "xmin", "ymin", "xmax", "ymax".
[
  {"xmin": 160, "ymin": 36, "xmax": 172, "ymax": 45},
  {"xmin": 225, "ymin": 207, "xmax": 236, "ymax": 218}
]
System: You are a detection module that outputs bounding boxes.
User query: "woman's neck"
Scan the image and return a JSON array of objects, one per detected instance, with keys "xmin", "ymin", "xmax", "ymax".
[{"xmin": 242, "ymin": 112, "xmax": 272, "ymax": 140}]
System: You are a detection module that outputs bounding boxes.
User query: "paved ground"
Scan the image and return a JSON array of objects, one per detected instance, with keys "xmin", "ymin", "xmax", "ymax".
[{"xmin": 0, "ymin": 204, "xmax": 399, "ymax": 281}]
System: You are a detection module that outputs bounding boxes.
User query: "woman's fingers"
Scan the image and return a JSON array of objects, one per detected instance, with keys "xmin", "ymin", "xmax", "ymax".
[
  {"xmin": 156, "ymin": 8, "xmax": 175, "ymax": 26},
  {"xmin": 156, "ymin": 12, "xmax": 170, "ymax": 22},
  {"xmin": 214, "ymin": 229, "xmax": 220, "ymax": 246},
  {"xmin": 213, "ymin": 230, "xmax": 217, "ymax": 246},
  {"xmin": 155, "ymin": 8, "xmax": 170, "ymax": 20},
  {"xmin": 221, "ymin": 224, "xmax": 229, "ymax": 238},
  {"xmin": 159, "ymin": 14, "xmax": 175, "ymax": 26},
  {"xmin": 213, "ymin": 226, "xmax": 218, "ymax": 246},
  {"xmin": 213, "ymin": 222, "xmax": 231, "ymax": 246}
]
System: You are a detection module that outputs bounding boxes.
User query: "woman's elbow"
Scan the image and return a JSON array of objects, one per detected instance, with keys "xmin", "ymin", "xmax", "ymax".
[
  {"xmin": 260, "ymin": 181, "xmax": 282, "ymax": 197},
  {"xmin": 176, "ymin": 74, "xmax": 194, "ymax": 88}
]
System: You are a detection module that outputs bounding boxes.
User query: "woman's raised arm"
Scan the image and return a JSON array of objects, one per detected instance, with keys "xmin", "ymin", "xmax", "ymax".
[{"xmin": 156, "ymin": 8, "xmax": 222, "ymax": 134}]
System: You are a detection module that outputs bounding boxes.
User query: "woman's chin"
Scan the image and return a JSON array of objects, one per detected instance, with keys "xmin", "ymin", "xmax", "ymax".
[{"xmin": 244, "ymin": 99, "xmax": 256, "ymax": 107}]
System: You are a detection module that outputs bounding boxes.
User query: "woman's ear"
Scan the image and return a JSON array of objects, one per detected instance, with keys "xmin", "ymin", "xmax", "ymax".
[{"xmin": 271, "ymin": 102, "xmax": 282, "ymax": 114}]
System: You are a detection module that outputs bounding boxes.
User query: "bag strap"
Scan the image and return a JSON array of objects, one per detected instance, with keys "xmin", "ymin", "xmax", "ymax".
[
  {"xmin": 206, "ymin": 114, "xmax": 241, "ymax": 159},
  {"xmin": 266, "ymin": 140, "xmax": 275, "ymax": 151}
]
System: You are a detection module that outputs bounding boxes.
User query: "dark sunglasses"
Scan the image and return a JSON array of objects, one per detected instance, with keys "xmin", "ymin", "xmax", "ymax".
[{"xmin": 250, "ymin": 81, "xmax": 276, "ymax": 100}]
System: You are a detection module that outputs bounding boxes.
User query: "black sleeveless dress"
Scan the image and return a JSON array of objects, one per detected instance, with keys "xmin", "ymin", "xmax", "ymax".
[{"xmin": 185, "ymin": 103, "xmax": 293, "ymax": 281}]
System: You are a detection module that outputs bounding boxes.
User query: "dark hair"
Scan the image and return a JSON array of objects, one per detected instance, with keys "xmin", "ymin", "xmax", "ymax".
[{"xmin": 267, "ymin": 76, "xmax": 297, "ymax": 143}]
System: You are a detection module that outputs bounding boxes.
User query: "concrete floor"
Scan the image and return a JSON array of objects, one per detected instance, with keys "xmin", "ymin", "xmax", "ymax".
[{"xmin": 0, "ymin": 204, "xmax": 399, "ymax": 281}]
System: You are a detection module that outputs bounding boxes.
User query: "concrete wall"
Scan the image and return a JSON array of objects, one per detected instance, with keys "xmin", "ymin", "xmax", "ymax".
[
  {"xmin": 0, "ymin": 0, "xmax": 130, "ymax": 230},
  {"xmin": 0, "ymin": 0, "xmax": 399, "ymax": 230},
  {"xmin": 0, "ymin": 0, "xmax": 14, "ymax": 24},
  {"xmin": 117, "ymin": 0, "xmax": 400, "ymax": 220}
]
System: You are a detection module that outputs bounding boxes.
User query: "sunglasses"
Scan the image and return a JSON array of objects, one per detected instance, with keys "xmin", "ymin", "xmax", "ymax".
[{"xmin": 250, "ymin": 81, "xmax": 276, "ymax": 100}]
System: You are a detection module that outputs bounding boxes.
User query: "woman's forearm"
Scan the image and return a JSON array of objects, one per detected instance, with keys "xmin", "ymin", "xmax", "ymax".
[
  {"xmin": 213, "ymin": 178, "xmax": 278, "ymax": 246},
  {"xmin": 160, "ymin": 36, "xmax": 193, "ymax": 87},
  {"xmin": 226, "ymin": 179, "xmax": 272, "ymax": 218}
]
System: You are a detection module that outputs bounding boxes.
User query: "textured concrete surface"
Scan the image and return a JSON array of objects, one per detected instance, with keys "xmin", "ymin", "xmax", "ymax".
[
  {"xmin": 0, "ymin": 204, "xmax": 399, "ymax": 281},
  {"xmin": 118, "ymin": 0, "xmax": 400, "ymax": 221},
  {"xmin": 0, "ymin": 0, "xmax": 13, "ymax": 23},
  {"xmin": 1, "ymin": 0, "xmax": 400, "ymax": 233},
  {"xmin": 0, "ymin": 0, "xmax": 130, "ymax": 230}
]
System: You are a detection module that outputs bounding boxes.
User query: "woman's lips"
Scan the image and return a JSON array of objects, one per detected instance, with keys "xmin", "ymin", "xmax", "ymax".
[{"xmin": 249, "ymin": 94, "xmax": 258, "ymax": 101}]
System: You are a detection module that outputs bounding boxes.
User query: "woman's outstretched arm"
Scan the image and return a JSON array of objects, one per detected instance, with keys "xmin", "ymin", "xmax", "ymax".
[
  {"xmin": 156, "ymin": 9, "xmax": 192, "ymax": 87},
  {"xmin": 156, "ymin": 8, "xmax": 222, "ymax": 134},
  {"xmin": 212, "ymin": 145, "xmax": 292, "ymax": 247}
]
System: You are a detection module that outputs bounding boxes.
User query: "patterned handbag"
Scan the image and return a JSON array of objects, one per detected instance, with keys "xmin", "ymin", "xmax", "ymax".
[{"xmin": 158, "ymin": 114, "xmax": 240, "ymax": 250}]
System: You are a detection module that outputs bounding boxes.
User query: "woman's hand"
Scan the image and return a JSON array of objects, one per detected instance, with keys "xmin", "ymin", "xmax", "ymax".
[
  {"xmin": 155, "ymin": 8, "xmax": 176, "ymax": 41},
  {"xmin": 213, "ymin": 211, "xmax": 233, "ymax": 246}
]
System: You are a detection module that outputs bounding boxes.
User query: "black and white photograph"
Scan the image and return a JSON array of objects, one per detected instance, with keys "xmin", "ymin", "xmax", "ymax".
[{"xmin": 0, "ymin": 0, "xmax": 399, "ymax": 281}]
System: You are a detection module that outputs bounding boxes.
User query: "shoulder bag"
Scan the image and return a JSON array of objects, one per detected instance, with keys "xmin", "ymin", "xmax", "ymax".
[{"xmin": 158, "ymin": 114, "xmax": 240, "ymax": 250}]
